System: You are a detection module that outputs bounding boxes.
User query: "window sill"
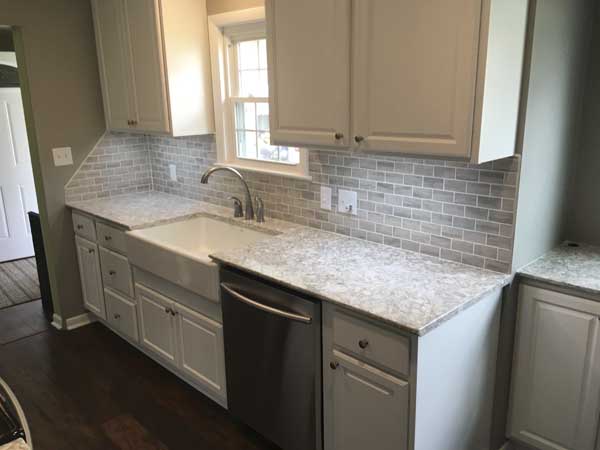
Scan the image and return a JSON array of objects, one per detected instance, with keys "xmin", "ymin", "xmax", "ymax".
[{"xmin": 214, "ymin": 162, "xmax": 312, "ymax": 181}]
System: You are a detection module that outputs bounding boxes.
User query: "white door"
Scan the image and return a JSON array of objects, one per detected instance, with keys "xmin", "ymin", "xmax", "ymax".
[
  {"xmin": 137, "ymin": 284, "xmax": 178, "ymax": 365},
  {"xmin": 0, "ymin": 87, "xmax": 38, "ymax": 262},
  {"xmin": 75, "ymin": 236, "xmax": 106, "ymax": 319},
  {"xmin": 266, "ymin": 0, "xmax": 351, "ymax": 148},
  {"xmin": 123, "ymin": 0, "xmax": 171, "ymax": 133},
  {"xmin": 509, "ymin": 285, "xmax": 600, "ymax": 450},
  {"xmin": 325, "ymin": 350, "xmax": 409, "ymax": 450},
  {"xmin": 91, "ymin": 0, "xmax": 134, "ymax": 131},
  {"xmin": 175, "ymin": 302, "xmax": 227, "ymax": 401},
  {"xmin": 351, "ymin": 0, "xmax": 481, "ymax": 158}
]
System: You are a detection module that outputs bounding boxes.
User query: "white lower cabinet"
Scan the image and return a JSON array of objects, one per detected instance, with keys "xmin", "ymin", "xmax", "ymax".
[
  {"xmin": 137, "ymin": 283, "xmax": 179, "ymax": 366},
  {"xmin": 75, "ymin": 235, "xmax": 106, "ymax": 320},
  {"xmin": 328, "ymin": 350, "xmax": 409, "ymax": 450},
  {"xmin": 509, "ymin": 284, "xmax": 600, "ymax": 450},
  {"xmin": 105, "ymin": 288, "xmax": 139, "ymax": 343},
  {"xmin": 136, "ymin": 282, "xmax": 227, "ymax": 404}
]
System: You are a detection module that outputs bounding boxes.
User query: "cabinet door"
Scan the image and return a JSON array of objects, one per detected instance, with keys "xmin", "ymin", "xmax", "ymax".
[
  {"xmin": 325, "ymin": 350, "xmax": 409, "ymax": 450},
  {"xmin": 175, "ymin": 302, "xmax": 227, "ymax": 400},
  {"xmin": 123, "ymin": 0, "xmax": 171, "ymax": 133},
  {"xmin": 75, "ymin": 236, "xmax": 106, "ymax": 320},
  {"xmin": 266, "ymin": 0, "xmax": 350, "ymax": 148},
  {"xmin": 509, "ymin": 285, "xmax": 600, "ymax": 450},
  {"xmin": 351, "ymin": 0, "xmax": 481, "ymax": 158},
  {"xmin": 137, "ymin": 284, "xmax": 178, "ymax": 365},
  {"xmin": 91, "ymin": 0, "xmax": 134, "ymax": 131}
]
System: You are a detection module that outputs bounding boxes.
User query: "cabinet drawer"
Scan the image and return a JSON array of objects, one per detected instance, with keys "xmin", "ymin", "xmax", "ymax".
[
  {"xmin": 99, "ymin": 247, "xmax": 133, "ymax": 297},
  {"xmin": 333, "ymin": 310, "xmax": 410, "ymax": 377},
  {"xmin": 105, "ymin": 288, "xmax": 138, "ymax": 342},
  {"xmin": 72, "ymin": 212, "xmax": 96, "ymax": 241},
  {"xmin": 97, "ymin": 222, "xmax": 127, "ymax": 254}
]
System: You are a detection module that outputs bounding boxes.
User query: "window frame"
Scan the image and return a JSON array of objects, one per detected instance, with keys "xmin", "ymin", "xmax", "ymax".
[{"xmin": 207, "ymin": 9, "xmax": 310, "ymax": 180}]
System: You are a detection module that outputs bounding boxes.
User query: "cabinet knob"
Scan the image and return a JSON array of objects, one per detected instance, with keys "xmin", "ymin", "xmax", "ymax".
[
  {"xmin": 113, "ymin": 313, "xmax": 121, "ymax": 320},
  {"xmin": 330, "ymin": 361, "xmax": 339, "ymax": 370},
  {"xmin": 109, "ymin": 270, "xmax": 116, "ymax": 276},
  {"xmin": 104, "ymin": 235, "xmax": 112, "ymax": 241},
  {"xmin": 164, "ymin": 307, "xmax": 171, "ymax": 314},
  {"xmin": 131, "ymin": 120, "xmax": 138, "ymax": 126},
  {"xmin": 334, "ymin": 132, "xmax": 344, "ymax": 141},
  {"xmin": 88, "ymin": 249, "xmax": 95, "ymax": 254},
  {"xmin": 354, "ymin": 135, "xmax": 365, "ymax": 144},
  {"xmin": 358, "ymin": 339, "xmax": 369, "ymax": 349},
  {"xmin": 77, "ymin": 224, "xmax": 84, "ymax": 230}
]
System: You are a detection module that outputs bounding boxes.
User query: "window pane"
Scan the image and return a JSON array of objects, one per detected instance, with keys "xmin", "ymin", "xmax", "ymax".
[
  {"xmin": 256, "ymin": 102, "xmax": 269, "ymax": 131},
  {"xmin": 237, "ymin": 130, "xmax": 257, "ymax": 159},
  {"xmin": 238, "ymin": 40, "xmax": 259, "ymax": 70},
  {"xmin": 258, "ymin": 39, "xmax": 267, "ymax": 68},
  {"xmin": 239, "ymin": 70, "xmax": 268, "ymax": 97},
  {"xmin": 257, "ymin": 132, "xmax": 278, "ymax": 161},
  {"xmin": 235, "ymin": 102, "xmax": 256, "ymax": 131}
]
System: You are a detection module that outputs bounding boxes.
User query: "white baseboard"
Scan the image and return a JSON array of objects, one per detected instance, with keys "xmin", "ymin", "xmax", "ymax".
[
  {"xmin": 65, "ymin": 312, "xmax": 96, "ymax": 330},
  {"xmin": 51, "ymin": 313, "xmax": 63, "ymax": 330}
]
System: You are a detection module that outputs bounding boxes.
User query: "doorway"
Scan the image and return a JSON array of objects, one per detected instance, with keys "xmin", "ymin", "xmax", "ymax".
[{"xmin": 0, "ymin": 28, "xmax": 41, "ymax": 311}]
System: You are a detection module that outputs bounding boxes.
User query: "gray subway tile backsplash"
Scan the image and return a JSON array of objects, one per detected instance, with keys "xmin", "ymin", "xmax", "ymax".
[{"xmin": 65, "ymin": 132, "xmax": 520, "ymax": 273}]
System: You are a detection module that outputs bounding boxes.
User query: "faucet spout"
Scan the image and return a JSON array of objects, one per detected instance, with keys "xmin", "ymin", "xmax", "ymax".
[{"xmin": 200, "ymin": 166, "xmax": 255, "ymax": 220}]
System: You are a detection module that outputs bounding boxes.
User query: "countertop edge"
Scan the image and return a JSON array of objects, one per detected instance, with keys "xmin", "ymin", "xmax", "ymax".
[
  {"xmin": 211, "ymin": 255, "xmax": 512, "ymax": 337},
  {"xmin": 517, "ymin": 272, "xmax": 600, "ymax": 299}
]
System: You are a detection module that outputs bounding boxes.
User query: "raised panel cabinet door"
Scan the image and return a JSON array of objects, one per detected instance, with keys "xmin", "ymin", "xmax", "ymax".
[
  {"xmin": 75, "ymin": 236, "xmax": 106, "ymax": 320},
  {"xmin": 509, "ymin": 285, "xmax": 600, "ymax": 450},
  {"xmin": 325, "ymin": 350, "xmax": 409, "ymax": 450},
  {"xmin": 175, "ymin": 302, "xmax": 227, "ymax": 401},
  {"xmin": 351, "ymin": 0, "xmax": 482, "ymax": 158},
  {"xmin": 266, "ymin": 0, "xmax": 351, "ymax": 148},
  {"xmin": 123, "ymin": 0, "xmax": 171, "ymax": 133},
  {"xmin": 137, "ymin": 284, "xmax": 178, "ymax": 365},
  {"xmin": 91, "ymin": 0, "xmax": 134, "ymax": 131}
]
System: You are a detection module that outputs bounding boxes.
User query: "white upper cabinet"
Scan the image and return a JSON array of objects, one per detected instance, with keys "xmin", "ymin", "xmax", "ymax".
[
  {"xmin": 266, "ymin": 0, "xmax": 351, "ymax": 148},
  {"xmin": 266, "ymin": 0, "xmax": 529, "ymax": 163},
  {"xmin": 91, "ymin": 0, "xmax": 215, "ymax": 136}
]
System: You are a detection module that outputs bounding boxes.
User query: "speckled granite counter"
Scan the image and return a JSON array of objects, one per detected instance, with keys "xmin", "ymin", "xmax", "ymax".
[
  {"xmin": 211, "ymin": 227, "xmax": 511, "ymax": 336},
  {"xmin": 518, "ymin": 243, "xmax": 600, "ymax": 297},
  {"xmin": 66, "ymin": 191, "xmax": 297, "ymax": 234}
]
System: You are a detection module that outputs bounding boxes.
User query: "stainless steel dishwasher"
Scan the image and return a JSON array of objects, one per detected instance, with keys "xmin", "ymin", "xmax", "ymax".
[{"xmin": 220, "ymin": 268, "xmax": 322, "ymax": 450}]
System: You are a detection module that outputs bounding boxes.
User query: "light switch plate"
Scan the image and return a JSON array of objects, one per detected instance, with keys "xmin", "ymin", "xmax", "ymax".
[
  {"xmin": 52, "ymin": 147, "xmax": 73, "ymax": 167},
  {"xmin": 320, "ymin": 186, "xmax": 332, "ymax": 210},
  {"xmin": 338, "ymin": 189, "xmax": 358, "ymax": 215},
  {"xmin": 169, "ymin": 164, "xmax": 177, "ymax": 182}
]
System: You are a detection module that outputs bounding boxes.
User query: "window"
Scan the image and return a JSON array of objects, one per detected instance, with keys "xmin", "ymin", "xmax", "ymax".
[{"xmin": 208, "ymin": 12, "xmax": 309, "ymax": 179}]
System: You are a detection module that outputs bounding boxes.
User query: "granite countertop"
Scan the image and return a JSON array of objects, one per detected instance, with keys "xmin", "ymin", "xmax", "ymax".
[
  {"xmin": 211, "ymin": 227, "xmax": 511, "ymax": 336},
  {"xmin": 66, "ymin": 191, "xmax": 297, "ymax": 234},
  {"xmin": 68, "ymin": 191, "xmax": 511, "ymax": 336},
  {"xmin": 518, "ymin": 243, "xmax": 600, "ymax": 297}
]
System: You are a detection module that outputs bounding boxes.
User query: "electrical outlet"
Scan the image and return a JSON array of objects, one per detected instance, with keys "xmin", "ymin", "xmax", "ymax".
[
  {"xmin": 338, "ymin": 189, "xmax": 358, "ymax": 215},
  {"xmin": 52, "ymin": 147, "xmax": 73, "ymax": 167},
  {"xmin": 169, "ymin": 164, "xmax": 177, "ymax": 182},
  {"xmin": 320, "ymin": 186, "xmax": 332, "ymax": 210}
]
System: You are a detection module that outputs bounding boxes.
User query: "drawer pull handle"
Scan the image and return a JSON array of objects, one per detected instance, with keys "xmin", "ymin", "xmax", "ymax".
[
  {"xmin": 354, "ymin": 135, "xmax": 365, "ymax": 143},
  {"xmin": 109, "ymin": 270, "xmax": 116, "ymax": 276},
  {"xmin": 113, "ymin": 313, "xmax": 121, "ymax": 320},
  {"xmin": 77, "ymin": 224, "xmax": 84, "ymax": 230},
  {"xmin": 104, "ymin": 236, "xmax": 112, "ymax": 241},
  {"xmin": 88, "ymin": 249, "xmax": 95, "ymax": 254},
  {"xmin": 330, "ymin": 361, "xmax": 339, "ymax": 370},
  {"xmin": 334, "ymin": 132, "xmax": 344, "ymax": 140},
  {"xmin": 358, "ymin": 339, "xmax": 369, "ymax": 349}
]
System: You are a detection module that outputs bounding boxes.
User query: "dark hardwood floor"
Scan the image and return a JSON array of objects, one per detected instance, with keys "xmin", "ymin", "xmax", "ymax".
[{"xmin": 0, "ymin": 302, "xmax": 278, "ymax": 450}]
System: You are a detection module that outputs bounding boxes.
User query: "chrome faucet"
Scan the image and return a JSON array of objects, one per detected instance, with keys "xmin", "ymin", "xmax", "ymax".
[{"xmin": 201, "ymin": 166, "xmax": 254, "ymax": 220}]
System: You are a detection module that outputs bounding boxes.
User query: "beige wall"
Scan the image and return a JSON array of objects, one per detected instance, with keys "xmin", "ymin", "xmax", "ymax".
[
  {"xmin": 207, "ymin": 0, "xmax": 263, "ymax": 15},
  {"xmin": 568, "ymin": 6, "xmax": 600, "ymax": 245},
  {"xmin": 1, "ymin": 0, "xmax": 106, "ymax": 319}
]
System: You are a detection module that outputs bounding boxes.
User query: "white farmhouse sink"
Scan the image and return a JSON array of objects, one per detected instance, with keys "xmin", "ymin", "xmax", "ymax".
[{"xmin": 126, "ymin": 216, "xmax": 270, "ymax": 302}]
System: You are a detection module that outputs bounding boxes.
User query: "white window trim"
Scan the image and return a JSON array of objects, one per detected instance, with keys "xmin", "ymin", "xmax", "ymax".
[{"xmin": 207, "ymin": 7, "xmax": 311, "ymax": 181}]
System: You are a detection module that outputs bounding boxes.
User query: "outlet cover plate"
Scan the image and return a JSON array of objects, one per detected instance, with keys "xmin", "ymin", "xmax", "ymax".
[
  {"xmin": 320, "ymin": 186, "xmax": 332, "ymax": 210},
  {"xmin": 169, "ymin": 164, "xmax": 177, "ymax": 182},
  {"xmin": 338, "ymin": 189, "xmax": 357, "ymax": 215}
]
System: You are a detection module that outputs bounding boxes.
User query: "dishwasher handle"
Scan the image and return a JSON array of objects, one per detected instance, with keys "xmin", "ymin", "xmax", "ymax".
[{"xmin": 221, "ymin": 283, "xmax": 312, "ymax": 324}]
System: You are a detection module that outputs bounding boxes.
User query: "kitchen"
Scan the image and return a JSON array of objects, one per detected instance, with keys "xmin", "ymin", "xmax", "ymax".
[{"xmin": 0, "ymin": 0, "xmax": 598, "ymax": 449}]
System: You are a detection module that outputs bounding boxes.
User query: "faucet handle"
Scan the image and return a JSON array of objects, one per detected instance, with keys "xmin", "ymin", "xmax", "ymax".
[
  {"xmin": 228, "ymin": 196, "xmax": 244, "ymax": 218},
  {"xmin": 255, "ymin": 196, "xmax": 265, "ymax": 223}
]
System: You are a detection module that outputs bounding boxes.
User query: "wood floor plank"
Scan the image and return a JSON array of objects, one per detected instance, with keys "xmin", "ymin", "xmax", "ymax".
[{"xmin": 103, "ymin": 415, "xmax": 169, "ymax": 450}]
